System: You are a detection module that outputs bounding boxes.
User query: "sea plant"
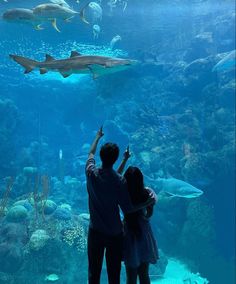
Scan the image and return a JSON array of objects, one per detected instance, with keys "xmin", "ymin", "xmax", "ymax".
[
  {"xmin": 0, "ymin": 177, "xmax": 14, "ymax": 217},
  {"xmin": 30, "ymin": 175, "xmax": 50, "ymax": 224}
]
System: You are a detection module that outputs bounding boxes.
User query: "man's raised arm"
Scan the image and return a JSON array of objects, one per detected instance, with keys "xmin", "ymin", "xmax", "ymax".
[
  {"xmin": 88, "ymin": 126, "xmax": 104, "ymax": 159},
  {"xmin": 86, "ymin": 126, "xmax": 104, "ymax": 177}
]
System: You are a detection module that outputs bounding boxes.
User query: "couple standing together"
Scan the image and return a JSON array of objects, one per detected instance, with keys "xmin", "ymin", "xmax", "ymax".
[{"xmin": 85, "ymin": 127, "xmax": 159, "ymax": 284}]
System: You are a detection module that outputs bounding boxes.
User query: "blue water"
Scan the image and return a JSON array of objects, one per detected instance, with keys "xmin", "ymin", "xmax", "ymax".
[{"xmin": 0, "ymin": 0, "xmax": 235, "ymax": 283}]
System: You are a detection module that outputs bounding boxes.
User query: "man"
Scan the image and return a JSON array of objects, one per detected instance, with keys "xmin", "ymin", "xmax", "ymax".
[{"xmin": 85, "ymin": 127, "xmax": 154, "ymax": 284}]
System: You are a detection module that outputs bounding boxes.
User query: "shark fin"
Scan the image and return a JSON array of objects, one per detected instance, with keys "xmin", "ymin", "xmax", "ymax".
[
  {"xmin": 24, "ymin": 67, "xmax": 34, "ymax": 74},
  {"xmin": 45, "ymin": 54, "xmax": 55, "ymax": 62},
  {"xmin": 40, "ymin": 68, "xmax": 48, "ymax": 75},
  {"xmin": 70, "ymin": 51, "xmax": 81, "ymax": 58},
  {"xmin": 88, "ymin": 66, "xmax": 100, "ymax": 80},
  {"xmin": 60, "ymin": 72, "xmax": 71, "ymax": 78},
  {"xmin": 80, "ymin": 3, "xmax": 90, "ymax": 24},
  {"xmin": 162, "ymin": 191, "xmax": 175, "ymax": 199},
  {"xmin": 34, "ymin": 24, "xmax": 44, "ymax": 31},
  {"xmin": 10, "ymin": 54, "xmax": 37, "ymax": 74},
  {"xmin": 52, "ymin": 18, "xmax": 60, "ymax": 32}
]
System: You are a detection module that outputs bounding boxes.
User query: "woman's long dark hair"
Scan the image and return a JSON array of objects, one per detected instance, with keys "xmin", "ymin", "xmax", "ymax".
[{"xmin": 124, "ymin": 166, "xmax": 149, "ymax": 237}]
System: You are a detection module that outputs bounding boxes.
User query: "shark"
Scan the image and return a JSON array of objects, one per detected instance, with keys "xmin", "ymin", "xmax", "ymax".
[
  {"xmin": 2, "ymin": 8, "xmax": 44, "ymax": 30},
  {"xmin": 144, "ymin": 176, "xmax": 203, "ymax": 198},
  {"xmin": 9, "ymin": 51, "xmax": 138, "ymax": 79}
]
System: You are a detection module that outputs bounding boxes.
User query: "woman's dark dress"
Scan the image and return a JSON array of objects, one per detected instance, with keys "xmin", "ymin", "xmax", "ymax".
[{"xmin": 123, "ymin": 188, "xmax": 159, "ymax": 268}]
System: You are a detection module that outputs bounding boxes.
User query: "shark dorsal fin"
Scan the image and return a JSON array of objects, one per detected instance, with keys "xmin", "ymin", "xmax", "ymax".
[
  {"xmin": 45, "ymin": 54, "xmax": 55, "ymax": 62},
  {"xmin": 70, "ymin": 51, "xmax": 81, "ymax": 58}
]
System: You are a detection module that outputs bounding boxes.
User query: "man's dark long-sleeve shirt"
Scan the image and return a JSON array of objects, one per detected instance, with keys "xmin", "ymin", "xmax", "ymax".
[{"xmin": 85, "ymin": 158, "xmax": 133, "ymax": 236}]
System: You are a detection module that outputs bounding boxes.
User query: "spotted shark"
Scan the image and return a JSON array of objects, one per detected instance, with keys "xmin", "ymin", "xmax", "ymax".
[{"xmin": 9, "ymin": 51, "xmax": 138, "ymax": 79}]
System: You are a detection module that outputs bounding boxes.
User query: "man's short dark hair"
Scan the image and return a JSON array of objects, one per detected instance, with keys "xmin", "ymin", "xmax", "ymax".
[{"xmin": 100, "ymin": 143, "xmax": 119, "ymax": 168}]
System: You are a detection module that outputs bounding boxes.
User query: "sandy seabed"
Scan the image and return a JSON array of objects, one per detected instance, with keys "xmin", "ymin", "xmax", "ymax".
[{"xmin": 151, "ymin": 259, "xmax": 209, "ymax": 284}]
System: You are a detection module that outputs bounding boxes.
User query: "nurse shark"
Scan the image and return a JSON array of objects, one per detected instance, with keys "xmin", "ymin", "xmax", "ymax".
[
  {"xmin": 9, "ymin": 51, "xmax": 138, "ymax": 79},
  {"xmin": 145, "ymin": 176, "xmax": 203, "ymax": 198}
]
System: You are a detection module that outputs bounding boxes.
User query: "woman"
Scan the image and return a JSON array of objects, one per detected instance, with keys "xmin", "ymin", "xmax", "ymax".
[{"xmin": 118, "ymin": 149, "xmax": 159, "ymax": 284}]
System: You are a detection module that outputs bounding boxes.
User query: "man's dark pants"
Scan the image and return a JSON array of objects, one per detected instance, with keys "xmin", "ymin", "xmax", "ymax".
[{"xmin": 88, "ymin": 227, "xmax": 123, "ymax": 284}]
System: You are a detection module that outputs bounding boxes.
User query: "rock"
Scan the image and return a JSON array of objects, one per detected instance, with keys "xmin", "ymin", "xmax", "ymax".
[
  {"xmin": 59, "ymin": 203, "xmax": 71, "ymax": 211},
  {"xmin": 13, "ymin": 200, "xmax": 33, "ymax": 211},
  {"xmin": 6, "ymin": 205, "xmax": 28, "ymax": 222},
  {"xmin": 29, "ymin": 229, "xmax": 50, "ymax": 251},
  {"xmin": 53, "ymin": 207, "xmax": 72, "ymax": 221},
  {"xmin": 42, "ymin": 200, "xmax": 57, "ymax": 215}
]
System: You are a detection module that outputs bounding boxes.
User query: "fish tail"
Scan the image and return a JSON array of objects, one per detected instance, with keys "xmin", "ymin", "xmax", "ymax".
[
  {"xmin": 9, "ymin": 54, "xmax": 38, "ymax": 74},
  {"xmin": 80, "ymin": 2, "xmax": 90, "ymax": 24}
]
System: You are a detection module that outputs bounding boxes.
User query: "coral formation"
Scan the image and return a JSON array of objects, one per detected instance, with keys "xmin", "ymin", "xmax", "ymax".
[
  {"xmin": 29, "ymin": 229, "xmax": 50, "ymax": 251},
  {"xmin": 6, "ymin": 205, "xmax": 28, "ymax": 223}
]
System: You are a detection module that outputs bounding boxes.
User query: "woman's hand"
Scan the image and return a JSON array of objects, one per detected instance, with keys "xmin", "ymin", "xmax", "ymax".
[
  {"xmin": 117, "ymin": 146, "xmax": 131, "ymax": 174},
  {"xmin": 96, "ymin": 126, "xmax": 104, "ymax": 139},
  {"xmin": 123, "ymin": 146, "xmax": 131, "ymax": 160}
]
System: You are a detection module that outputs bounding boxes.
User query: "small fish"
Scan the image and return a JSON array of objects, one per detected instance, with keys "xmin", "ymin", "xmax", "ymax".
[
  {"xmin": 212, "ymin": 50, "xmax": 236, "ymax": 72},
  {"xmin": 110, "ymin": 35, "xmax": 122, "ymax": 49},
  {"xmin": 9, "ymin": 51, "xmax": 138, "ymax": 79},
  {"xmin": 59, "ymin": 149, "xmax": 63, "ymax": 160},
  {"xmin": 93, "ymin": 24, "xmax": 100, "ymax": 39}
]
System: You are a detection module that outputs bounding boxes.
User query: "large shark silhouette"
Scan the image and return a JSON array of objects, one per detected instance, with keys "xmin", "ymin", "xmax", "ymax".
[{"xmin": 9, "ymin": 51, "xmax": 138, "ymax": 79}]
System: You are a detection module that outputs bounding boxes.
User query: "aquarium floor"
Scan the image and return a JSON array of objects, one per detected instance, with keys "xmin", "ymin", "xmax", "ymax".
[{"xmin": 151, "ymin": 258, "xmax": 208, "ymax": 284}]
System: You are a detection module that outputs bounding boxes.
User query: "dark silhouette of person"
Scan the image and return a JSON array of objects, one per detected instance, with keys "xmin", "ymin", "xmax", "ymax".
[
  {"xmin": 85, "ymin": 127, "xmax": 155, "ymax": 284},
  {"xmin": 118, "ymin": 155, "xmax": 159, "ymax": 284}
]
